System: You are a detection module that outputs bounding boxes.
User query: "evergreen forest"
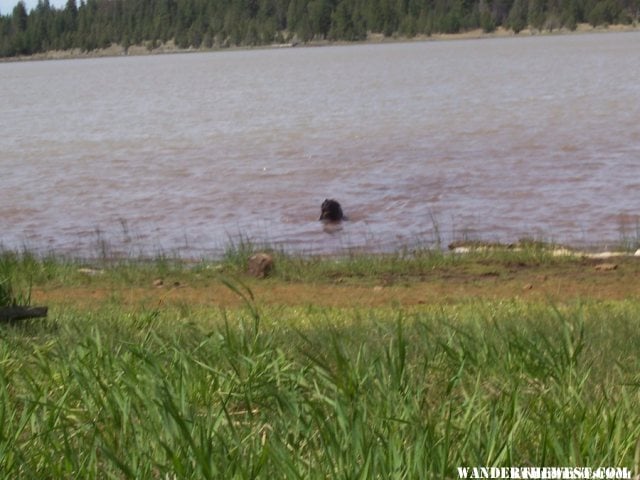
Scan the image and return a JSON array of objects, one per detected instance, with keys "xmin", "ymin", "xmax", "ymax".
[{"xmin": 1, "ymin": 0, "xmax": 638, "ymax": 57}]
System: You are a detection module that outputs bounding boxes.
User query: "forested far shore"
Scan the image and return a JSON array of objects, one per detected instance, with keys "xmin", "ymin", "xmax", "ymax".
[{"xmin": 1, "ymin": 0, "xmax": 639, "ymax": 58}]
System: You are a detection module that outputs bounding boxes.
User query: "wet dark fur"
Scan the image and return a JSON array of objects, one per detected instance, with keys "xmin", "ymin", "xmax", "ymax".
[{"xmin": 319, "ymin": 199, "xmax": 344, "ymax": 222}]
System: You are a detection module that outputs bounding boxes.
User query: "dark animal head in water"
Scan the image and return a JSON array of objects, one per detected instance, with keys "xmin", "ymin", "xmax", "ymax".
[{"xmin": 319, "ymin": 199, "xmax": 344, "ymax": 222}]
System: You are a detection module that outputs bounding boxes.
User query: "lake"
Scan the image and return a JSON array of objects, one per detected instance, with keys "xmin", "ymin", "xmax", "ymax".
[{"xmin": 2, "ymin": 31, "xmax": 640, "ymax": 258}]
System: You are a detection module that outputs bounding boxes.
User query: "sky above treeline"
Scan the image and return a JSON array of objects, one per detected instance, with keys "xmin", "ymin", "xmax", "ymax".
[{"xmin": 1, "ymin": 0, "xmax": 66, "ymax": 15}]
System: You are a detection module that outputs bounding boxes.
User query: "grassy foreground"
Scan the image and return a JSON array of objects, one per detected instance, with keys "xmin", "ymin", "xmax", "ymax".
[{"xmin": 1, "ymin": 247, "xmax": 640, "ymax": 478}]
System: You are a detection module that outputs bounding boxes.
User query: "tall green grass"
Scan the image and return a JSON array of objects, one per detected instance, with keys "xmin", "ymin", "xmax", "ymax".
[
  {"xmin": 1, "ymin": 296, "xmax": 640, "ymax": 478},
  {"xmin": 0, "ymin": 250, "xmax": 39, "ymax": 307}
]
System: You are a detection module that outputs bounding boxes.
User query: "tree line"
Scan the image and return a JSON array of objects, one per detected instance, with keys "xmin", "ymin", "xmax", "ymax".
[{"xmin": 1, "ymin": 0, "xmax": 638, "ymax": 57}]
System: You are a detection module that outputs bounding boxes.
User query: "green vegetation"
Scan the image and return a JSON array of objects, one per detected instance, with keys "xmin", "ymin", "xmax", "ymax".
[
  {"xmin": 1, "ymin": 0, "xmax": 639, "ymax": 57},
  {"xmin": 0, "ymin": 250, "xmax": 34, "ymax": 307},
  {"xmin": 1, "ymin": 248, "xmax": 640, "ymax": 476},
  {"xmin": 2, "ymin": 285, "xmax": 640, "ymax": 476}
]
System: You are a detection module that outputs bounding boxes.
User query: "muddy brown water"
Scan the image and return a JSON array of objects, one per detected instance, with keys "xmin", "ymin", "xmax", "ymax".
[{"xmin": 2, "ymin": 31, "xmax": 640, "ymax": 258}]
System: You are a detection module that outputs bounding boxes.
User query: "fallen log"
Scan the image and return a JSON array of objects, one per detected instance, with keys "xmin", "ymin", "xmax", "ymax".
[{"xmin": 0, "ymin": 306, "xmax": 48, "ymax": 322}]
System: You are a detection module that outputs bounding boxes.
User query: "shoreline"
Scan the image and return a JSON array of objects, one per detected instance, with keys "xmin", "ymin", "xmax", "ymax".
[
  {"xmin": 4, "ymin": 238, "xmax": 640, "ymax": 311},
  {"xmin": 3, "ymin": 22, "xmax": 638, "ymax": 63},
  {"xmin": 3, "ymin": 237, "xmax": 640, "ymax": 263}
]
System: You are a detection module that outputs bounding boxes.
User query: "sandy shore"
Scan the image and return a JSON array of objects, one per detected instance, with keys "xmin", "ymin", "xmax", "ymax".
[{"xmin": 3, "ymin": 22, "xmax": 639, "ymax": 62}]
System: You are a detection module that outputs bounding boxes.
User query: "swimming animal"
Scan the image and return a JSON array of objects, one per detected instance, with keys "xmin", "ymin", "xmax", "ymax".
[{"xmin": 319, "ymin": 199, "xmax": 344, "ymax": 222}]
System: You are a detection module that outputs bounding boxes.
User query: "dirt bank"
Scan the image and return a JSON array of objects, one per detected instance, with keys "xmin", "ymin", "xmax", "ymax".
[{"xmin": 31, "ymin": 255, "xmax": 640, "ymax": 311}]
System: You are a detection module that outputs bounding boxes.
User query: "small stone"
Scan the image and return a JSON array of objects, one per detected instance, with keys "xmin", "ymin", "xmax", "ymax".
[
  {"xmin": 78, "ymin": 268, "xmax": 104, "ymax": 276},
  {"xmin": 552, "ymin": 248, "xmax": 574, "ymax": 257},
  {"xmin": 595, "ymin": 263, "xmax": 618, "ymax": 271},
  {"xmin": 248, "ymin": 253, "xmax": 274, "ymax": 278},
  {"xmin": 586, "ymin": 252, "xmax": 624, "ymax": 259},
  {"xmin": 153, "ymin": 278, "xmax": 164, "ymax": 287}
]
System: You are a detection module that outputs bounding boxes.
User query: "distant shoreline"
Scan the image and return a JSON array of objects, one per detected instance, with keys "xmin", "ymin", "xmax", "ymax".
[{"xmin": 2, "ymin": 22, "xmax": 638, "ymax": 63}]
